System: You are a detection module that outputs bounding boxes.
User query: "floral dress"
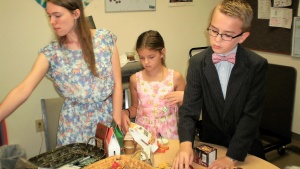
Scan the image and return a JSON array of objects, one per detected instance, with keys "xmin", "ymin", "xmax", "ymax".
[
  {"xmin": 135, "ymin": 69, "xmax": 179, "ymax": 139},
  {"xmin": 40, "ymin": 29, "xmax": 116, "ymax": 146}
]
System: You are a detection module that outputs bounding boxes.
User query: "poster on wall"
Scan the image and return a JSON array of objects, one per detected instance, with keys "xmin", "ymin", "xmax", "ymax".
[
  {"xmin": 292, "ymin": 17, "xmax": 300, "ymax": 57},
  {"xmin": 269, "ymin": 7, "xmax": 293, "ymax": 29},
  {"xmin": 169, "ymin": 0, "xmax": 194, "ymax": 7},
  {"xmin": 105, "ymin": 0, "xmax": 156, "ymax": 12},
  {"xmin": 258, "ymin": 0, "xmax": 271, "ymax": 19},
  {"xmin": 298, "ymin": 0, "xmax": 300, "ymax": 16}
]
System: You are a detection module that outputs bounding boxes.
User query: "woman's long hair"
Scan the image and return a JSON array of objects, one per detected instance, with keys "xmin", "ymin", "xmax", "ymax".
[{"xmin": 47, "ymin": 0, "xmax": 97, "ymax": 76}]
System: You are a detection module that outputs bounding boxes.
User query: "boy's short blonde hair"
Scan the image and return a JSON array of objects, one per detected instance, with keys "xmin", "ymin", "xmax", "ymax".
[{"xmin": 213, "ymin": 0, "xmax": 253, "ymax": 32}]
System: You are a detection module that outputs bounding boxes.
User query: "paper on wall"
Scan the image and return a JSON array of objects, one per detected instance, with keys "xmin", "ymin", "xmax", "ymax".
[
  {"xmin": 258, "ymin": 0, "xmax": 271, "ymax": 19},
  {"xmin": 269, "ymin": 7, "xmax": 293, "ymax": 29},
  {"xmin": 292, "ymin": 17, "xmax": 300, "ymax": 57},
  {"xmin": 273, "ymin": 0, "xmax": 292, "ymax": 7},
  {"xmin": 298, "ymin": 0, "xmax": 300, "ymax": 16}
]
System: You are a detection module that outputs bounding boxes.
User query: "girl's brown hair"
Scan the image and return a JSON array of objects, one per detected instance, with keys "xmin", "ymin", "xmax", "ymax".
[{"xmin": 136, "ymin": 30, "xmax": 166, "ymax": 67}]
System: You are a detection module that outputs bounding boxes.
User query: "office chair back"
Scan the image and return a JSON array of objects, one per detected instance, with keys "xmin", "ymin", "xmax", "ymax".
[
  {"xmin": 41, "ymin": 97, "xmax": 64, "ymax": 151},
  {"xmin": 260, "ymin": 64, "xmax": 297, "ymax": 154},
  {"xmin": 189, "ymin": 47, "xmax": 209, "ymax": 58}
]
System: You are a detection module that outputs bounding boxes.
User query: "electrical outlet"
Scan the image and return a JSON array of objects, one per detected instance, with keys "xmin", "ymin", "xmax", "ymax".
[{"xmin": 35, "ymin": 119, "xmax": 44, "ymax": 132}]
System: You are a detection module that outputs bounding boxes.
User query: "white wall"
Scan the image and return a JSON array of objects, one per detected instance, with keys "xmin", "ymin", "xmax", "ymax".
[
  {"xmin": 0, "ymin": 0, "xmax": 219, "ymax": 158},
  {"xmin": 0, "ymin": 0, "xmax": 299, "ymax": 159},
  {"xmin": 84, "ymin": 0, "xmax": 217, "ymax": 75}
]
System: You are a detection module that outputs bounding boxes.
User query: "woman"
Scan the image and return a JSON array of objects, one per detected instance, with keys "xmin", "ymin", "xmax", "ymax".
[{"xmin": 0, "ymin": 0, "xmax": 122, "ymax": 146}]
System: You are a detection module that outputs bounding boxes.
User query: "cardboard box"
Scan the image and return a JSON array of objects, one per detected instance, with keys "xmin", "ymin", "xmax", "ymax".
[
  {"xmin": 193, "ymin": 144, "xmax": 217, "ymax": 167},
  {"xmin": 95, "ymin": 123, "xmax": 109, "ymax": 150}
]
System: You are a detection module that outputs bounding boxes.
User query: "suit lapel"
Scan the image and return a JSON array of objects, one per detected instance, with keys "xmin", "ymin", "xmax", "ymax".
[
  {"xmin": 223, "ymin": 46, "xmax": 249, "ymax": 116},
  {"xmin": 203, "ymin": 48, "xmax": 224, "ymax": 133},
  {"xmin": 203, "ymin": 49, "xmax": 225, "ymax": 107}
]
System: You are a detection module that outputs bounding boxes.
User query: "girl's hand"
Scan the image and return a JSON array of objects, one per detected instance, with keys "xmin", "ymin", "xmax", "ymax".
[
  {"xmin": 121, "ymin": 109, "xmax": 131, "ymax": 133},
  {"xmin": 164, "ymin": 91, "xmax": 184, "ymax": 106},
  {"xmin": 113, "ymin": 112, "xmax": 122, "ymax": 128}
]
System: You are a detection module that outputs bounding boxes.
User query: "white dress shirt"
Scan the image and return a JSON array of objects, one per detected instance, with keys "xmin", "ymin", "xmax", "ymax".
[{"xmin": 214, "ymin": 46, "xmax": 237, "ymax": 99}]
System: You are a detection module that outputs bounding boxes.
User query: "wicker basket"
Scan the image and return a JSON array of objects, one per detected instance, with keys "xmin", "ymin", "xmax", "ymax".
[
  {"xmin": 18, "ymin": 137, "xmax": 105, "ymax": 169},
  {"xmin": 83, "ymin": 150, "xmax": 154, "ymax": 169}
]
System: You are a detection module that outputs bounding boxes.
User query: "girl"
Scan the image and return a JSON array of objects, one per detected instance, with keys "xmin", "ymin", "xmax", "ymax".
[{"xmin": 122, "ymin": 30, "xmax": 185, "ymax": 139}]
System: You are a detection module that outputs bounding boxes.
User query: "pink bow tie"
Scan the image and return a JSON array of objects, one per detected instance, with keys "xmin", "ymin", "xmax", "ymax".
[{"xmin": 212, "ymin": 53, "xmax": 236, "ymax": 64}]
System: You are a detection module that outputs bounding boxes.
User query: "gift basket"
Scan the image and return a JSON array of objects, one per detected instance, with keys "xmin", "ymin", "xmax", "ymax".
[
  {"xmin": 84, "ymin": 122, "xmax": 156, "ymax": 169},
  {"xmin": 83, "ymin": 150, "xmax": 154, "ymax": 169},
  {"xmin": 15, "ymin": 137, "xmax": 105, "ymax": 169}
]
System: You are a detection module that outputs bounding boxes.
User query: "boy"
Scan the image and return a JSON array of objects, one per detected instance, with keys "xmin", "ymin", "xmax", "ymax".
[{"xmin": 172, "ymin": 0, "xmax": 268, "ymax": 169}]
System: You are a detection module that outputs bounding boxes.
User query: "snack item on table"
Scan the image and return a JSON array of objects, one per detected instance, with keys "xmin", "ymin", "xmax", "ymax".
[
  {"xmin": 156, "ymin": 138, "xmax": 169, "ymax": 153},
  {"xmin": 193, "ymin": 144, "xmax": 217, "ymax": 167},
  {"xmin": 155, "ymin": 162, "xmax": 171, "ymax": 169},
  {"xmin": 157, "ymin": 138, "xmax": 169, "ymax": 148}
]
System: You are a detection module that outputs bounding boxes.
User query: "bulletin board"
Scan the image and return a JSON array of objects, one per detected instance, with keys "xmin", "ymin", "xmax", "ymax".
[{"xmin": 243, "ymin": 0, "xmax": 299, "ymax": 55}]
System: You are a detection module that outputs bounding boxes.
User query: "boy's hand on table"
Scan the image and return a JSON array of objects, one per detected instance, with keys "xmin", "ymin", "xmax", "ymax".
[
  {"xmin": 172, "ymin": 141, "xmax": 194, "ymax": 169},
  {"xmin": 208, "ymin": 156, "xmax": 237, "ymax": 169}
]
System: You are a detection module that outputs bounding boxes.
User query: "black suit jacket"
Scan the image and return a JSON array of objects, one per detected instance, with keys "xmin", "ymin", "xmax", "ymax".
[{"xmin": 178, "ymin": 44, "xmax": 268, "ymax": 161}]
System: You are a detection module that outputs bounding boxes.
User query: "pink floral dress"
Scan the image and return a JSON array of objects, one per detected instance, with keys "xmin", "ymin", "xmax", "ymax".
[{"xmin": 135, "ymin": 69, "xmax": 179, "ymax": 139}]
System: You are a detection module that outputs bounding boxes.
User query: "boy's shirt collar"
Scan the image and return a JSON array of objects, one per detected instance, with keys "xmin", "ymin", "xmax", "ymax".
[{"xmin": 217, "ymin": 46, "xmax": 238, "ymax": 57}]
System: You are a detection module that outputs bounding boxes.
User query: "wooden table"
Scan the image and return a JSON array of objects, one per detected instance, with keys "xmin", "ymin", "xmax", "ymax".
[{"xmin": 153, "ymin": 139, "xmax": 279, "ymax": 169}]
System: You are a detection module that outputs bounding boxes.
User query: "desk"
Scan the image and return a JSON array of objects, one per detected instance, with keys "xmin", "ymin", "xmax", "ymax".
[{"xmin": 153, "ymin": 140, "xmax": 279, "ymax": 169}]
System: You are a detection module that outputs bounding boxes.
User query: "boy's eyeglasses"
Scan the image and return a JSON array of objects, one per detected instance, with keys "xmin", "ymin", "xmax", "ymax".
[{"xmin": 207, "ymin": 28, "xmax": 244, "ymax": 41}]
